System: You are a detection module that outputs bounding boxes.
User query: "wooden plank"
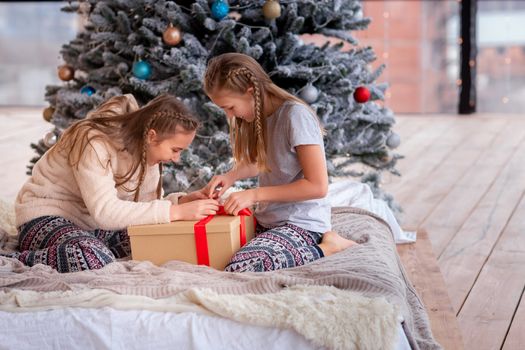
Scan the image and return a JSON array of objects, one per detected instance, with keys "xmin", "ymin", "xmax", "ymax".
[
  {"xmin": 502, "ymin": 288, "xmax": 525, "ymax": 350},
  {"xmin": 338, "ymin": 116, "xmax": 450, "ymax": 183},
  {"xmin": 0, "ymin": 109, "xmax": 49, "ymax": 202},
  {"xmin": 386, "ymin": 117, "xmax": 483, "ymax": 197},
  {"xmin": 340, "ymin": 116, "xmax": 457, "ymax": 193},
  {"xmin": 381, "ymin": 117, "xmax": 432, "ymax": 190},
  {"xmin": 384, "ymin": 118, "xmax": 466, "ymax": 201},
  {"xmin": 397, "ymin": 230, "xmax": 464, "ymax": 350},
  {"xmin": 386, "ymin": 117, "xmax": 458, "ymax": 188},
  {"xmin": 392, "ymin": 115, "xmax": 409, "ymax": 130},
  {"xmin": 392, "ymin": 116, "xmax": 438, "ymax": 147},
  {"xmin": 0, "ymin": 109, "xmax": 49, "ymax": 140},
  {"xmin": 423, "ymin": 120, "xmax": 525, "ymax": 256},
  {"xmin": 438, "ymin": 132, "xmax": 525, "ymax": 312},
  {"xmin": 394, "ymin": 118, "xmax": 508, "ymax": 229},
  {"xmin": 457, "ymin": 193, "xmax": 525, "ymax": 350}
]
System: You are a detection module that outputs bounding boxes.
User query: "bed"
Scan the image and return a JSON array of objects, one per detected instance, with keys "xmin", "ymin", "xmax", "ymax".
[{"xmin": 0, "ymin": 202, "xmax": 440, "ymax": 350}]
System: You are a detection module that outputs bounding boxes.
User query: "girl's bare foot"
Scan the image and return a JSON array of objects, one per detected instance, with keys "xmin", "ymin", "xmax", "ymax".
[{"xmin": 318, "ymin": 231, "xmax": 358, "ymax": 257}]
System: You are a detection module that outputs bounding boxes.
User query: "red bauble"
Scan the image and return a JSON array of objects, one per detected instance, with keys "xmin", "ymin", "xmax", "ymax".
[{"xmin": 353, "ymin": 86, "xmax": 370, "ymax": 103}]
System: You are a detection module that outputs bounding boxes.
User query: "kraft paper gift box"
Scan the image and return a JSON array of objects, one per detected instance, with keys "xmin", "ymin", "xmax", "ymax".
[{"xmin": 128, "ymin": 208, "xmax": 255, "ymax": 270}]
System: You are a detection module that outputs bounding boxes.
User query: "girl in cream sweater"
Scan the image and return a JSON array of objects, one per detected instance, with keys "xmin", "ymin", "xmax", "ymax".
[{"xmin": 7, "ymin": 94, "xmax": 218, "ymax": 273}]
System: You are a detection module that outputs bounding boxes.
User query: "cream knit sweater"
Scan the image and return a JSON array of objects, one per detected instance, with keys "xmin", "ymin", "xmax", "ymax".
[{"xmin": 15, "ymin": 135, "xmax": 181, "ymax": 231}]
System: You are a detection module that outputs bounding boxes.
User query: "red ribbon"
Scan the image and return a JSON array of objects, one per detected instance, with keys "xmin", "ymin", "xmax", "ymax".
[{"xmin": 193, "ymin": 206, "xmax": 253, "ymax": 266}]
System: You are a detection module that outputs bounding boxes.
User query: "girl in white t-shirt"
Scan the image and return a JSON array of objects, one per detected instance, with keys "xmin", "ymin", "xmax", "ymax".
[{"xmin": 203, "ymin": 53, "xmax": 357, "ymax": 272}]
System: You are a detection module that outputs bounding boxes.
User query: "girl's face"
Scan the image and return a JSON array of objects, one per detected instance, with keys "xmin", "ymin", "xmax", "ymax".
[
  {"xmin": 146, "ymin": 127, "xmax": 195, "ymax": 166},
  {"xmin": 208, "ymin": 88, "xmax": 255, "ymax": 122}
]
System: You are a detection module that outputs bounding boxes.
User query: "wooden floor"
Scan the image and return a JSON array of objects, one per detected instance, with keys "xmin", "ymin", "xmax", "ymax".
[
  {"xmin": 385, "ymin": 114, "xmax": 525, "ymax": 350},
  {"xmin": 1, "ymin": 109, "xmax": 524, "ymax": 350},
  {"xmin": 0, "ymin": 108, "xmax": 51, "ymax": 201}
]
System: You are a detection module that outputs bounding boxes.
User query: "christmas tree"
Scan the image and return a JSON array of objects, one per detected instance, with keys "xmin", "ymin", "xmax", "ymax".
[{"xmin": 34, "ymin": 0, "xmax": 402, "ymax": 211}]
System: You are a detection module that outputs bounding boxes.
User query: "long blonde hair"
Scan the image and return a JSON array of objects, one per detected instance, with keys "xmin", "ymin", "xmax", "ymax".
[
  {"xmin": 203, "ymin": 53, "xmax": 314, "ymax": 172},
  {"xmin": 49, "ymin": 94, "xmax": 199, "ymax": 201}
]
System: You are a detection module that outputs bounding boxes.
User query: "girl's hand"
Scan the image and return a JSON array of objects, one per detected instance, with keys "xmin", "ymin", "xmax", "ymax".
[
  {"xmin": 204, "ymin": 173, "xmax": 235, "ymax": 199},
  {"xmin": 170, "ymin": 199, "xmax": 220, "ymax": 221},
  {"xmin": 223, "ymin": 189, "xmax": 258, "ymax": 215},
  {"xmin": 178, "ymin": 189, "xmax": 208, "ymax": 204}
]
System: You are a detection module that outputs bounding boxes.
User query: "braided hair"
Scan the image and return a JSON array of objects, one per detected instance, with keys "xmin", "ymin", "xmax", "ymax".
[
  {"xmin": 226, "ymin": 66, "xmax": 268, "ymax": 171},
  {"xmin": 204, "ymin": 53, "xmax": 316, "ymax": 171},
  {"xmin": 133, "ymin": 107, "xmax": 199, "ymax": 201}
]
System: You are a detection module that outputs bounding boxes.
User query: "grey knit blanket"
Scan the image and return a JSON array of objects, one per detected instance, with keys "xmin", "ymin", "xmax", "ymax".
[{"xmin": 0, "ymin": 207, "xmax": 440, "ymax": 350}]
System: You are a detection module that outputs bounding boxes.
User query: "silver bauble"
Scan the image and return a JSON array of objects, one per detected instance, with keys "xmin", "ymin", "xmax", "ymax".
[
  {"xmin": 74, "ymin": 69, "xmax": 89, "ymax": 81},
  {"xmin": 299, "ymin": 84, "xmax": 319, "ymax": 104},
  {"xmin": 116, "ymin": 62, "xmax": 129, "ymax": 74},
  {"xmin": 43, "ymin": 131, "xmax": 58, "ymax": 147},
  {"xmin": 386, "ymin": 132, "xmax": 401, "ymax": 149}
]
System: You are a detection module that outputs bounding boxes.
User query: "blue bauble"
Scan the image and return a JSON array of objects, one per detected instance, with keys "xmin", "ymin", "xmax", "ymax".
[
  {"xmin": 132, "ymin": 60, "xmax": 152, "ymax": 80},
  {"xmin": 80, "ymin": 85, "xmax": 96, "ymax": 96},
  {"xmin": 211, "ymin": 0, "xmax": 229, "ymax": 20}
]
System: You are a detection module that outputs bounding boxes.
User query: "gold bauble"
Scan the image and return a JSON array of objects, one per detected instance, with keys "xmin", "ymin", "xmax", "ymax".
[
  {"xmin": 263, "ymin": 0, "xmax": 281, "ymax": 20},
  {"xmin": 43, "ymin": 106, "xmax": 55, "ymax": 122},
  {"xmin": 380, "ymin": 152, "xmax": 393, "ymax": 163},
  {"xmin": 163, "ymin": 25, "xmax": 183, "ymax": 46},
  {"xmin": 58, "ymin": 65, "xmax": 74, "ymax": 81}
]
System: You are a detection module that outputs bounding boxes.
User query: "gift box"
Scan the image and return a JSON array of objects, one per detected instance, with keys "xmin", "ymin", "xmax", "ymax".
[{"xmin": 128, "ymin": 207, "xmax": 255, "ymax": 270}]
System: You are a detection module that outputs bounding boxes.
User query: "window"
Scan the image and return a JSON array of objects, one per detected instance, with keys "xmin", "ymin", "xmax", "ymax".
[
  {"xmin": 0, "ymin": 2, "xmax": 79, "ymax": 106},
  {"xmin": 477, "ymin": 1, "xmax": 525, "ymax": 113},
  {"xmin": 1, "ymin": 1, "xmax": 523, "ymax": 114},
  {"xmin": 355, "ymin": 1, "xmax": 460, "ymax": 113}
]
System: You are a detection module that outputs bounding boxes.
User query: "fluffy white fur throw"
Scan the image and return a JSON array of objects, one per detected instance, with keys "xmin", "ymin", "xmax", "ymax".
[
  {"xmin": 0, "ymin": 199, "xmax": 15, "ymax": 234},
  {"xmin": 187, "ymin": 285, "xmax": 400, "ymax": 350},
  {"xmin": 0, "ymin": 199, "xmax": 17, "ymax": 253}
]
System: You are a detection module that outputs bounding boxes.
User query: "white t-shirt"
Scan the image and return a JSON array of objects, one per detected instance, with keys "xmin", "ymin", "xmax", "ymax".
[{"xmin": 255, "ymin": 101, "xmax": 331, "ymax": 233}]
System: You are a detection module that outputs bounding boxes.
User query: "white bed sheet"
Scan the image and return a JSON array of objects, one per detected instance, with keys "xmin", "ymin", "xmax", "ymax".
[
  {"xmin": 326, "ymin": 180, "xmax": 416, "ymax": 244},
  {"xmin": 223, "ymin": 180, "xmax": 415, "ymax": 245},
  {"xmin": 0, "ymin": 308, "xmax": 411, "ymax": 350}
]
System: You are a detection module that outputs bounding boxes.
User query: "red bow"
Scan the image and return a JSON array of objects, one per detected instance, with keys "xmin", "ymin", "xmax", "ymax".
[
  {"xmin": 215, "ymin": 206, "xmax": 252, "ymax": 216},
  {"xmin": 193, "ymin": 205, "xmax": 253, "ymax": 266}
]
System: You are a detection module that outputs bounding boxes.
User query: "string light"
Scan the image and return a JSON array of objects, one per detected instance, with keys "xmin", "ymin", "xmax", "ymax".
[
  {"xmin": 382, "ymin": 2, "xmax": 390, "ymax": 107},
  {"xmin": 501, "ymin": 3, "xmax": 511, "ymax": 109},
  {"xmin": 503, "ymin": 48, "xmax": 510, "ymax": 106}
]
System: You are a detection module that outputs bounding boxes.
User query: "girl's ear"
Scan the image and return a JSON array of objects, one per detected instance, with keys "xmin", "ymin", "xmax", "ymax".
[
  {"xmin": 147, "ymin": 129, "xmax": 157, "ymax": 145},
  {"xmin": 246, "ymin": 86, "xmax": 254, "ymax": 95}
]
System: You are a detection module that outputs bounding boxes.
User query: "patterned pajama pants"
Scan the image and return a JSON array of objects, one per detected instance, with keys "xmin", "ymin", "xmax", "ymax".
[
  {"xmin": 3, "ymin": 216, "xmax": 130, "ymax": 273},
  {"xmin": 225, "ymin": 223, "xmax": 324, "ymax": 273}
]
